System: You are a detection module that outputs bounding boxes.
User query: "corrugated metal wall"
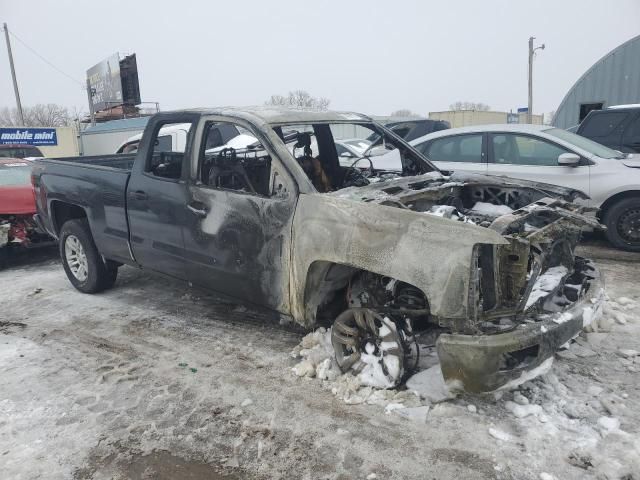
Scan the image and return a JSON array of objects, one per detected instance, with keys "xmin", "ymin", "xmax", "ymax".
[{"xmin": 553, "ymin": 35, "xmax": 640, "ymax": 129}]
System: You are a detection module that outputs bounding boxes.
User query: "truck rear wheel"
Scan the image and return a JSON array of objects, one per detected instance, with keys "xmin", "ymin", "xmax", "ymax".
[{"xmin": 59, "ymin": 219, "xmax": 118, "ymax": 293}]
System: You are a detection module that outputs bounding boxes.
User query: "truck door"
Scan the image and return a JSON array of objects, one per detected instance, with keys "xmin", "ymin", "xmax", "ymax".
[
  {"xmin": 182, "ymin": 119, "xmax": 297, "ymax": 314},
  {"xmin": 126, "ymin": 115, "xmax": 197, "ymax": 279}
]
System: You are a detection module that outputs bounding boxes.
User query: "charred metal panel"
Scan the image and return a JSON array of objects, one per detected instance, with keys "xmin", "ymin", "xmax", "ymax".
[
  {"xmin": 290, "ymin": 193, "xmax": 509, "ymax": 328},
  {"xmin": 183, "ymin": 185, "xmax": 296, "ymax": 314}
]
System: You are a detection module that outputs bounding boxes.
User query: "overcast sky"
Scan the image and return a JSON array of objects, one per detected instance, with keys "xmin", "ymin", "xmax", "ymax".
[{"xmin": 1, "ymin": 0, "xmax": 638, "ymax": 118}]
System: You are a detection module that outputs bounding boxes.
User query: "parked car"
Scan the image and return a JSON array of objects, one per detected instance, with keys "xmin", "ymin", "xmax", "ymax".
[
  {"xmin": 401, "ymin": 124, "xmax": 640, "ymax": 251},
  {"xmin": 0, "ymin": 158, "xmax": 52, "ymax": 267},
  {"xmin": 367, "ymin": 119, "xmax": 450, "ymax": 144},
  {"xmin": 335, "ymin": 138, "xmax": 372, "ymax": 166},
  {"xmin": 576, "ymin": 104, "xmax": 640, "ymax": 154},
  {"xmin": 33, "ymin": 108, "xmax": 603, "ymax": 392},
  {"xmin": 0, "ymin": 144, "xmax": 44, "ymax": 159}
]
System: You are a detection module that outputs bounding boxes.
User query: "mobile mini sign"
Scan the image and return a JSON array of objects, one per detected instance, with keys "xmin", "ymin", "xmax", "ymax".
[{"xmin": 0, "ymin": 128, "xmax": 58, "ymax": 146}]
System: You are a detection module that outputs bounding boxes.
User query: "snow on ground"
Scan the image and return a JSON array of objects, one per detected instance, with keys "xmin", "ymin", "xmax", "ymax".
[{"xmin": 1, "ymin": 246, "xmax": 640, "ymax": 479}]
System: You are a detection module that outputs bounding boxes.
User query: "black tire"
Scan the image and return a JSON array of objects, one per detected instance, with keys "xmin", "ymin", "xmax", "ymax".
[
  {"xmin": 603, "ymin": 197, "xmax": 640, "ymax": 252},
  {"xmin": 59, "ymin": 219, "xmax": 118, "ymax": 293}
]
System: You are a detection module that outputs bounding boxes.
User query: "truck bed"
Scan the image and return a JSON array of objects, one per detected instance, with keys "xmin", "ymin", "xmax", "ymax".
[
  {"xmin": 44, "ymin": 153, "xmax": 136, "ymax": 171},
  {"xmin": 33, "ymin": 154, "xmax": 135, "ymax": 265}
]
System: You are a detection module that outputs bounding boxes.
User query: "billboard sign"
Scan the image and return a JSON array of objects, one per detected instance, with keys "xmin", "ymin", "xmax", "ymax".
[
  {"xmin": 87, "ymin": 53, "xmax": 123, "ymax": 112},
  {"xmin": 0, "ymin": 128, "xmax": 58, "ymax": 146},
  {"xmin": 119, "ymin": 54, "xmax": 141, "ymax": 107}
]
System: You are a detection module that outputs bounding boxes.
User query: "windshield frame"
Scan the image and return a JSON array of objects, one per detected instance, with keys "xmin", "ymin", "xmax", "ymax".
[
  {"xmin": 270, "ymin": 120, "xmax": 441, "ymax": 176},
  {"xmin": 544, "ymin": 127, "xmax": 626, "ymax": 160}
]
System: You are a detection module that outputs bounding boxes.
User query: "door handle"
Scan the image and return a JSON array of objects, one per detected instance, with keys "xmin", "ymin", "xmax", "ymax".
[
  {"xmin": 187, "ymin": 202, "xmax": 208, "ymax": 217},
  {"xmin": 131, "ymin": 190, "xmax": 148, "ymax": 201}
]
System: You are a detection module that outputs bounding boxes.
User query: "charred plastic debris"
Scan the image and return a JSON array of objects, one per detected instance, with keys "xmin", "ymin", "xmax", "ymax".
[{"xmin": 321, "ymin": 172, "xmax": 605, "ymax": 393}]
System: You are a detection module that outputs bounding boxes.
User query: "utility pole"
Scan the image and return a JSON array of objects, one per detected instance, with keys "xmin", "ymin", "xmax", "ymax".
[
  {"xmin": 3, "ymin": 23, "xmax": 25, "ymax": 125},
  {"xmin": 528, "ymin": 36, "xmax": 545, "ymax": 124}
]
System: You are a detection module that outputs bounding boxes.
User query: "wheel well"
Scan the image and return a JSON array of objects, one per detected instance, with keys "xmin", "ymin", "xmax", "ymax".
[
  {"xmin": 51, "ymin": 201, "xmax": 87, "ymax": 235},
  {"xmin": 598, "ymin": 191, "xmax": 640, "ymax": 220},
  {"xmin": 303, "ymin": 260, "xmax": 430, "ymax": 327}
]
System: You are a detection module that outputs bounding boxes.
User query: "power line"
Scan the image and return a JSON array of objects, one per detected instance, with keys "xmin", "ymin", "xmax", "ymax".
[{"xmin": 7, "ymin": 27, "xmax": 84, "ymax": 88}]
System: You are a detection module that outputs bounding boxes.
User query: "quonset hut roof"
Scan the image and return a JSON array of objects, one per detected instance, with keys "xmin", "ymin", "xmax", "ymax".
[{"xmin": 553, "ymin": 34, "xmax": 640, "ymax": 129}]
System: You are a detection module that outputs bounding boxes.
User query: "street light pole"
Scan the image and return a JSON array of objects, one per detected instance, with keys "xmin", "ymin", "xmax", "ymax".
[
  {"xmin": 3, "ymin": 23, "xmax": 25, "ymax": 125},
  {"xmin": 528, "ymin": 36, "xmax": 545, "ymax": 124}
]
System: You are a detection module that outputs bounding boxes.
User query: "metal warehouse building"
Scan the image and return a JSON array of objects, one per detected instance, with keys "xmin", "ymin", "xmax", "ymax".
[{"xmin": 553, "ymin": 34, "xmax": 640, "ymax": 129}]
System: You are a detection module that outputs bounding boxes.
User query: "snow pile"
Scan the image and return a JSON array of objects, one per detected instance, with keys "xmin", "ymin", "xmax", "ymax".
[
  {"xmin": 405, "ymin": 364, "xmax": 459, "ymax": 403},
  {"xmin": 586, "ymin": 296, "xmax": 637, "ymax": 333},
  {"xmin": 493, "ymin": 354, "xmax": 640, "ymax": 479},
  {"xmin": 423, "ymin": 205, "xmax": 475, "ymax": 224},
  {"xmin": 471, "ymin": 202, "xmax": 513, "ymax": 216},
  {"xmin": 290, "ymin": 328, "xmax": 434, "ymax": 413},
  {"xmin": 525, "ymin": 266, "xmax": 568, "ymax": 309}
]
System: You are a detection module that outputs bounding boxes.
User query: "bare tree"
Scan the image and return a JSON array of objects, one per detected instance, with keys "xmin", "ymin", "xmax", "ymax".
[
  {"xmin": 544, "ymin": 110, "xmax": 556, "ymax": 125},
  {"xmin": 390, "ymin": 109, "xmax": 423, "ymax": 118},
  {"xmin": 0, "ymin": 104, "xmax": 74, "ymax": 127},
  {"xmin": 449, "ymin": 101, "xmax": 491, "ymax": 112},
  {"xmin": 265, "ymin": 90, "xmax": 330, "ymax": 111}
]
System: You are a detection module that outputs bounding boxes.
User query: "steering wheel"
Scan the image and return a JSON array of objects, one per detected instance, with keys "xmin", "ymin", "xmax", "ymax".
[
  {"xmin": 349, "ymin": 156, "xmax": 375, "ymax": 178},
  {"xmin": 341, "ymin": 157, "xmax": 375, "ymax": 187}
]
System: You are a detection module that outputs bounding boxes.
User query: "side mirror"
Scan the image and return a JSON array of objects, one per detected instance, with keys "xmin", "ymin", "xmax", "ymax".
[{"xmin": 558, "ymin": 153, "xmax": 580, "ymax": 166}]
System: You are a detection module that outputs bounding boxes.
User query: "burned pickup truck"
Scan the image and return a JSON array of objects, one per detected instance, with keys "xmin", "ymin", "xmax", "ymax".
[{"xmin": 32, "ymin": 108, "xmax": 604, "ymax": 392}]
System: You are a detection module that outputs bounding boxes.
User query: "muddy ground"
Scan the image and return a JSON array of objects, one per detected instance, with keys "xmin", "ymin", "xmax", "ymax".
[{"xmin": 1, "ymin": 241, "xmax": 639, "ymax": 480}]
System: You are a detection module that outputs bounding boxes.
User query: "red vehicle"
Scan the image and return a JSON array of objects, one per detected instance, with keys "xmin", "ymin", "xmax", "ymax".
[
  {"xmin": 0, "ymin": 144, "xmax": 44, "ymax": 159},
  {"xmin": 0, "ymin": 158, "xmax": 52, "ymax": 266}
]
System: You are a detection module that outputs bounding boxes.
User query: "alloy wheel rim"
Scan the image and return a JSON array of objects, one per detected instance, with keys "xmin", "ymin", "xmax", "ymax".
[
  {"xmin": 331, "ymin": 308, "xmax": 405, "ymax": 386},
  {"xmin": 65, "ymin": 235, "xmax": 89, "ymax": 281}
]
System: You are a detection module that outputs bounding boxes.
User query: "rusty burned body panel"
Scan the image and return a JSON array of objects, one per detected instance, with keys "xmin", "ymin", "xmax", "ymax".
[{"xmin": 290, "ymin": 192, "xmax": 508, "ymax": 327}]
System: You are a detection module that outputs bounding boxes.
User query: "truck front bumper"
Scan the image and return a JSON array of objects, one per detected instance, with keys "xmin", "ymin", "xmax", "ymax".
[{"xmin": 436, "ymin": 260, "xmax": 605, "ymax": 393}]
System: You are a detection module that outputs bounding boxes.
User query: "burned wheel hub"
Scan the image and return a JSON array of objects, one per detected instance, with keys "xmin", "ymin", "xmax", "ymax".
[
  {"xmin": 617, "ymin": 207, "xmax": 640, "ymax": 244},
  {"xmin": 331, "ymin": 308, "xmax": 406, "ymax": 387}
]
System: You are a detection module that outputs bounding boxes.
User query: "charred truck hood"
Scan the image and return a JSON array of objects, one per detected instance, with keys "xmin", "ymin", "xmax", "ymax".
[{"xmin": 326, "ymin": 171, "xmax": 604, "ymax": 392}]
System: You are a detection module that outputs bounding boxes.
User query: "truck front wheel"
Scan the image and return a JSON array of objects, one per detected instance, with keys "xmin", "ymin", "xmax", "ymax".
[{"xmin": 59, "ymin": 219, "xmax": 118, "ymax": 293}]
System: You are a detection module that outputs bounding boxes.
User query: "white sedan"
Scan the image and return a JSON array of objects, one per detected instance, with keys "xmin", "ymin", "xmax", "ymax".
[{"xmin": 400, "ymin": 124, "xmax": 640, "ymax": 251}]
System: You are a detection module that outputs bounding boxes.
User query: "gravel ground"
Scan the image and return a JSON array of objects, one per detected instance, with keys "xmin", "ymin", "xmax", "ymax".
[{"xmin": 1, "ymin": 244, "xmax": 639, "ymax": 480}]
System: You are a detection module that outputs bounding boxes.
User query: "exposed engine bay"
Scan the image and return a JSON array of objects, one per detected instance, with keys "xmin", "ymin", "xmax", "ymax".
[
  {"xmin": 321, "ymin": 170, "xmax": 604, "ymax": 391},
  {"xmin": 331, "ymin": 171, "xmax": 601, "ymax": 328}
]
